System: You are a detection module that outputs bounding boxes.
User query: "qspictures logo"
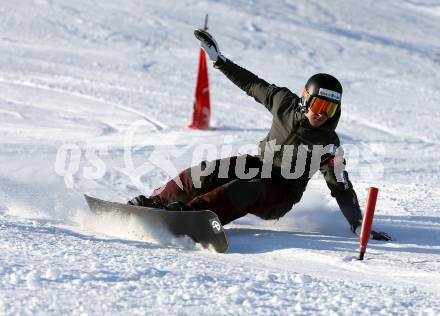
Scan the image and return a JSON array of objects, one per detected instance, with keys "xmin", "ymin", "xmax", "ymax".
[{"xmin": 53, "ymin": 120, "xmax": 385, "ymax": 191}]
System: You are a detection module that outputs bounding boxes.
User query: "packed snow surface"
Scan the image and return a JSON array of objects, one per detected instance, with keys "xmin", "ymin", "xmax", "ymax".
[{"xmin": 1, "ymin": 0, "xmax": 440, "ymax": 314}]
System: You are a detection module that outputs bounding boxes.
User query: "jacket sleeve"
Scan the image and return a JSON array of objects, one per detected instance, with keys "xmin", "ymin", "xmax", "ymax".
[
  {"xmin": 320, "ymin": 153, "xmax": 363, "ymax": 229},
  {"xmin": 217, "ymin": 59, "xmax": 293, "ymax": 114}
]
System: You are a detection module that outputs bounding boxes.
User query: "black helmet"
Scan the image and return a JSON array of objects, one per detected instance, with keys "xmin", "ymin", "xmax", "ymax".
[{"xmin": 303, "ymin": 73, "xmax": 342, "ymax": 106}]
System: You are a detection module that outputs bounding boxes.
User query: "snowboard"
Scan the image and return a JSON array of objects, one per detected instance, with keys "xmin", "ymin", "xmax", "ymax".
[{"xmin": 84, "ymin": 194, "xmax": 228, "ymax": 253}]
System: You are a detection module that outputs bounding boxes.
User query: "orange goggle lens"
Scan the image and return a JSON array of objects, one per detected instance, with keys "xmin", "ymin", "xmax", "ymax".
[{"xmin": 308, "ymin": 97, "xmax": 339, "ymax": 118}]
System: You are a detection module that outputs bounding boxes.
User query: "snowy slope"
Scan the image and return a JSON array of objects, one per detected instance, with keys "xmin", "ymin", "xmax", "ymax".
[{"xmin": 1, "ymin": 0, "xmax": 440, "ymax": 314}]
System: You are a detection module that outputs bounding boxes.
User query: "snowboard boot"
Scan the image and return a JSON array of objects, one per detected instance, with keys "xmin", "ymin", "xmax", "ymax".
[
  {"xmin": 165, "ymin": 201, "xmax": 194, "ymax": 212},
  {"xmin": 127, "ymin": 195, "xmax": 163, "ymax": 208}
]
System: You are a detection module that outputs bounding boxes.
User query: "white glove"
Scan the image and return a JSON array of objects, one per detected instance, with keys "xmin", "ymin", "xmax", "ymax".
[{"xmin": 194, "ymin": 29, "xmax": 226, "ymax": 64}]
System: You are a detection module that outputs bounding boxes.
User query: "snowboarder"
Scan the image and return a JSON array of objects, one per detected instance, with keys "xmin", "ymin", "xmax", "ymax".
[{"xmin": 128, "ymin": 29, "xmax": 391, "ymax": 241}]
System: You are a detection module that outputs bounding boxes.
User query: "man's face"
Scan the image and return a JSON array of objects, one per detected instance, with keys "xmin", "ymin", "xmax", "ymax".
[{"xmin": 305, "ymin": 108, "xmax": 329, "ymax": 127}]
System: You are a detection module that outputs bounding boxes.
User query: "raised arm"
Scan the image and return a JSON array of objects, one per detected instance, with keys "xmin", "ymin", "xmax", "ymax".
[
  {"xmin": 218, "ymin": 59, "xmax": 293, "ymax": 112},
  {"xmin": 194, "ymin": 29, "xmax": 293, "ymax": 114}
]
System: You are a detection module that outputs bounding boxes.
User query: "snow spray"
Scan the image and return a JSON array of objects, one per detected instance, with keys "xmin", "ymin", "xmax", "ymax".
[{"xmin": 358, "ymin": 187, "xmax": 379, "ymax": 260}]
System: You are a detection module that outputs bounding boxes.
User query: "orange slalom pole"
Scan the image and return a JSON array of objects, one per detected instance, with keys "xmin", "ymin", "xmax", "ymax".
[{"xmin": 358, "ymin": 187, "xmax": 379, "ymax": 260}]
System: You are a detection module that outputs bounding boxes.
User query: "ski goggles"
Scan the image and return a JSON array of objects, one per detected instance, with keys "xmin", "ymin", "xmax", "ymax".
[{"xmin": 308, "ymin": 96, "xmax": 339, "ymax": 118}]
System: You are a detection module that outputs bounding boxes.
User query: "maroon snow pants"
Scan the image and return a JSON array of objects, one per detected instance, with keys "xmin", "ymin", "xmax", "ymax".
[{"xmin": 150, "ymin": 155, "xmax": 295, "ymax": 225}]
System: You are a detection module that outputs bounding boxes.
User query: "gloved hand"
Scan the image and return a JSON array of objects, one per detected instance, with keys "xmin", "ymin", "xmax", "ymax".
[
  {"xmin": 194, "ymin": 29, "xmax": 226, "ymax": 66},
  {"xmin": 351, "ymin": 223, "xmax": 392, "ymax": 241},
  {"xmin": 371, "ymin": 230, "xmax": 392, "ymax": 241}
]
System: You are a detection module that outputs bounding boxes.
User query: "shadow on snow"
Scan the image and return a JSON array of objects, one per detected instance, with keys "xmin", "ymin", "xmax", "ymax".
[{"xmin": 226, "ymin": 214, "xmax": 440, "ymax": 255}]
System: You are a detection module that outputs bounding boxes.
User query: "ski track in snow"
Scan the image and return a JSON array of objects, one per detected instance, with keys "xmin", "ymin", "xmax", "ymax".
[{"xmin": 1, "ymin": 0, "xmax": 440, "ymax": 314}]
